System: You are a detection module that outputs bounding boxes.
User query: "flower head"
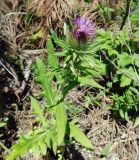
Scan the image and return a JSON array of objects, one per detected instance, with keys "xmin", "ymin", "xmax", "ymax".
[{"xmin": 74, "ymin": 16, "xmax": 96, "ymax": 41}]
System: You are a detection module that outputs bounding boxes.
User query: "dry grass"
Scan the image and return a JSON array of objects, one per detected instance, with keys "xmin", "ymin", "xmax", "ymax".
[
  {"xmin": 67, "ymin": 88, "xmax": 139, "ymax": 160},
  {"xmin": 81, "ymin": 0, "xmax": 105, "ymax": 27},
  {"xmin": 0, "ymin": 0, "xmax": 19, "ymax": 13},
  {"xmin": 81, "ymin": 108, "xmax": 139, "ymax": 160},
  {"xmin": 0, "ymin": 0, "xmax": 23, "ymax": 52},
  {"xmin": 28, "ymin": 0, "xmax": 77, "ymax": 22},
  {"xmin": 24, "ymin": 0, "xmax": 79, "ymax": 48}
]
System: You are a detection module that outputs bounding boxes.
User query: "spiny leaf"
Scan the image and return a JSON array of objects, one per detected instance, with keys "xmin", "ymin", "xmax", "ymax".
[
  {"xmin": 36, "ymin": 58, "xmax": 54, "ymax": 106},
  {"xmin": 51, "ymin": 32, "xmax": 66, "ymax": 48},
  {"xmin": 6, "ymin": 132, "xmax": 47, "ymax": 160},
  {"xmin": 69, "ymin": 122, "xmax": 93, "ymax": 149},
  {"xmin": 78, "ymin": 76, "xmax": 104, "ymax": 89},
  {"xmin": 39, "ymin": 138, "xmax": 47, "ymax": 155},
  {"xmin": 47, "ymin": 37, "xmax": 58, "ymax": 69},
  {"xmin": 55, "ymin": 103, "xmax": 67, "ymax": 145},
  {"xmin": 32, "ymin": 144, "xmax": 40, "ymax": 158},
  {"xmin": 47, "ymin": 38, "xmax": 63, "ymax": 83},
  {"xmin": 50, "ymin": 131, "xmax": 58, "ymax": 155},
  {"xmin": 102, "ymin": 141, "xmax": 113, "ymax": 157},
  {"xmin": 30, "ymin": 96, "xmax": 48, "ymax": 128}
]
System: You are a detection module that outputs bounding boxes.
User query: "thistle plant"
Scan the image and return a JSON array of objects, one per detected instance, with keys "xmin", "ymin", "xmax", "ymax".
[{"xmin": 6, "ymin": 16, "xmax": 106, "ymax": 160}]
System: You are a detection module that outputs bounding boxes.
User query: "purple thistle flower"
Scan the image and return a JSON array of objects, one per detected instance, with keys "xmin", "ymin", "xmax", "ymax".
[{"xmin": 74, "ymin": 16, "xmax": 96, "ymax": 41}]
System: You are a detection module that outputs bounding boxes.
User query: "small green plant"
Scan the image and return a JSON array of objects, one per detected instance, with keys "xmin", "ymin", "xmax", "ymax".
[
  {"xmin": 95, "ymin": 25, "xmax": 139, "ymax": 122},
  {"xmin": 102, "ymin": 141, "xmax": 113, "ymax": 158},
  {"xmin": 6, "ymin": 57, "xmax": 94, "ymax": 160},
  {"xmin": 109, "ymin": 89, "xmax": 139, "ymax": 122},
  {"xmin": 6, "ymin": 19, "xmax": 107, "ymax": 159}
]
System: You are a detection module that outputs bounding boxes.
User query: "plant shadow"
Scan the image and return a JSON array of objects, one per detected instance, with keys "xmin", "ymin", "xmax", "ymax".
[{"xmin": 64, "ymin": 144, "xmax": 85, "ymax": 160}]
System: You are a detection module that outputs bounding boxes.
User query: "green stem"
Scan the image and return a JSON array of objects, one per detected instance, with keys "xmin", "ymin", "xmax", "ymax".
[{"xmin": 0, "ymin": 141, "xmax": 10, "ymax": 153}]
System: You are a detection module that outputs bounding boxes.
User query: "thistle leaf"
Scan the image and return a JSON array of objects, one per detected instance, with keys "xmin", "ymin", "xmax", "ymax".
[
  {"xmin": 47, "ymin": 37, "xmax": 58, "ymax": 69},
  {"xmin": 36, "ymin": 58, "xmax": 55, "ymax": 106},
  {"xmin": 55, "ymin": 103, "xmax": 67, "ymax": 145},
  {"xmin": 51, "ymin": 32, "xmax": 66, "ymax": 48},
  {"xmin": 47, "ymin": 38, "xmax": 63, "ymax": 83},
  {"xmin": 6, "ymin": 132, "xmax": 47, "ymax": 160},
  {"xmin": 69, "ymin": 122, "xmax": 93, "ymax": 149},
  {"xmin": 78, "ymin": 76, "xmax": 104, "ymax": 89},
  {"xmin": 102, "ymin": 141, "xmax": 113, "ymax": 157},
  {"xmin": 30, "ymin": 96, "xmax": 48, "ymax": 128},
  {"xmin": 50, "ymin": 131, "xmax": 58, "ymax": 155}
]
